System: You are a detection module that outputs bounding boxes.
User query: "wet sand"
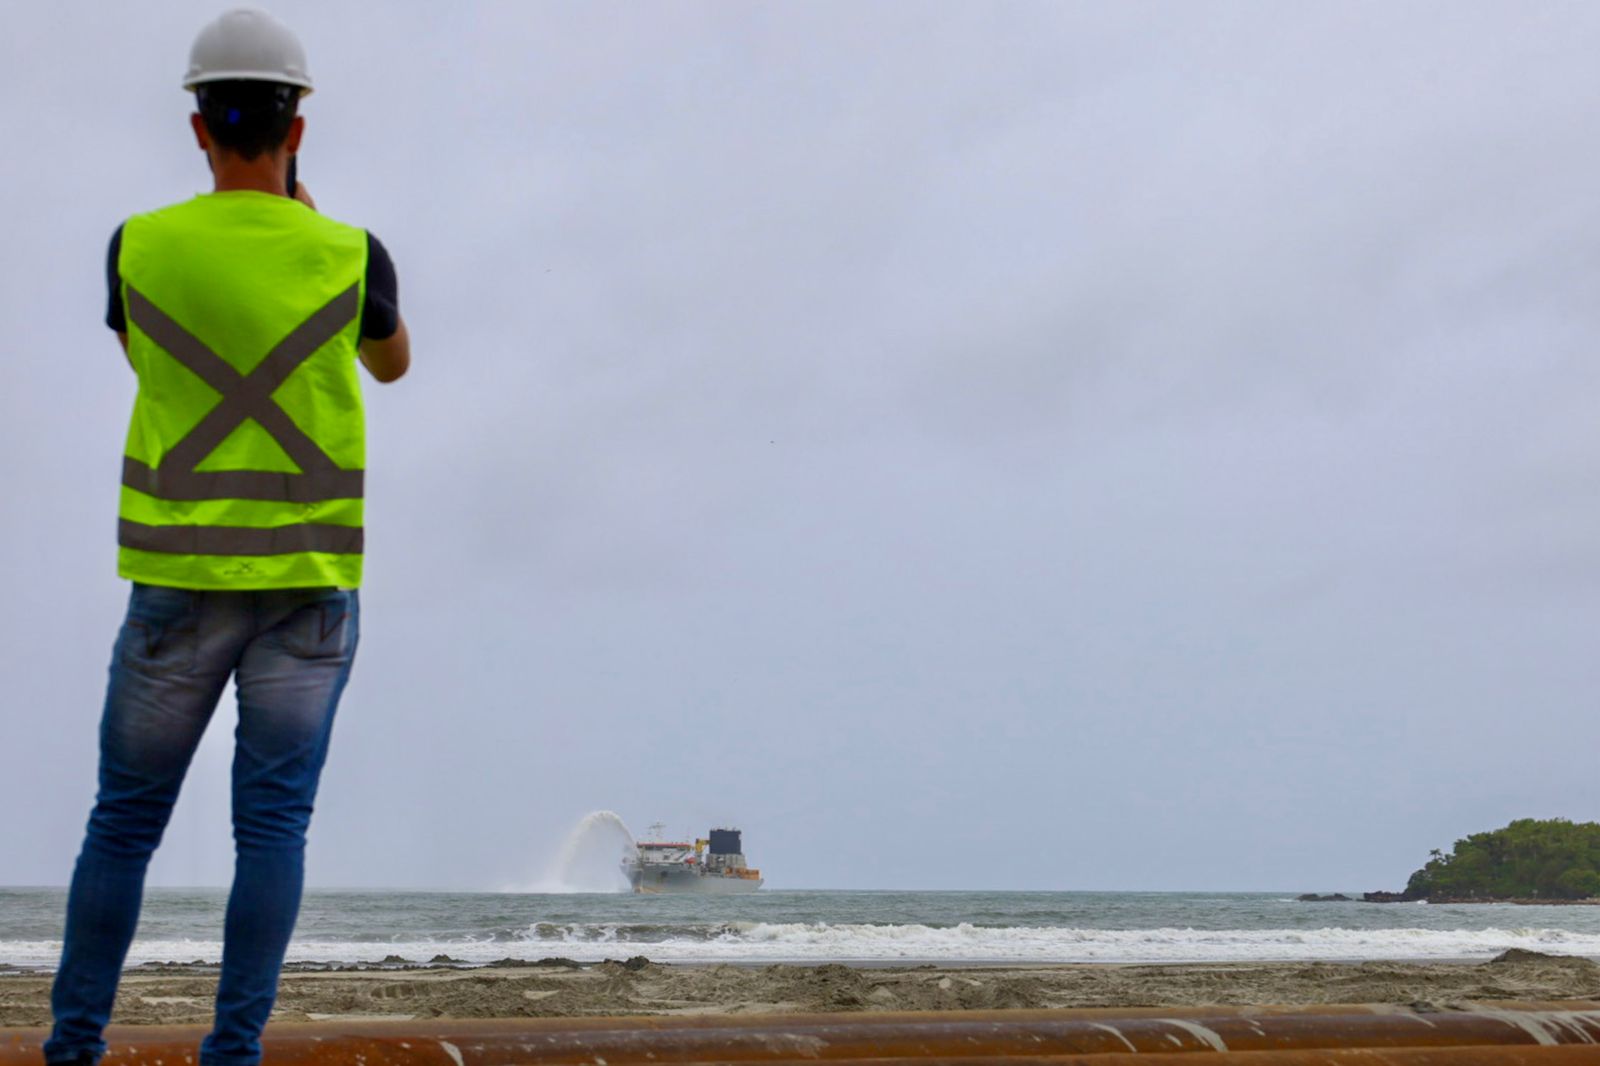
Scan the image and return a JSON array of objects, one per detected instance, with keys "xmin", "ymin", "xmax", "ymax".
[{"xmin": 5, "ymin": 950, "xmax": 1600, "ymax": 1027}]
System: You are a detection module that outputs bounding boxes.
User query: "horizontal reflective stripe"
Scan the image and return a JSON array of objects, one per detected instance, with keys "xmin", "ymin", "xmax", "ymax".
[
  {"xmin": 118, "ymin": 519, "xmax": 363, "ymax": 557},
  {"xmin": 123, "ymin": 457, "xmax": 364, "ymax": 503}
]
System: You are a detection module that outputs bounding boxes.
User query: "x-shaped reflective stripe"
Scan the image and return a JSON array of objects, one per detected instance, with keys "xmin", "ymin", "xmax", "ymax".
[{"xmin": 122, "ymin": 284, "xmax": 363, "ymax": 503}]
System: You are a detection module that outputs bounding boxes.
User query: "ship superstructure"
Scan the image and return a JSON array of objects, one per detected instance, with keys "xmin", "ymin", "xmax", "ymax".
[{"xmin": 623, "ymin": 825, "xmax": 763, "ymax": 894}]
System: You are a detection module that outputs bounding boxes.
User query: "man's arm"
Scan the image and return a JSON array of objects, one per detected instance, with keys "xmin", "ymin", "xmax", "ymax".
[
  {"xmin": 361, "ymin": 318, "xmax": 410, "ymax": 383},
  {"xmin": 108, "ymin": 226, "xmax": 132, "ymax": 367},
  {"xmin": 296, "ymin": 186, "xmax": 410, "ymax": 383},
  {"xmin": 359, "ymin": 229, "xmax": 408, "ymax": 383}
]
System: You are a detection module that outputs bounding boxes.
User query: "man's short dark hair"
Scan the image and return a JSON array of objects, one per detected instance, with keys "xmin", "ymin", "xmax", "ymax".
[{"xmin": 195, "ymin": 80, "xmax": 299, "ymax": 160}]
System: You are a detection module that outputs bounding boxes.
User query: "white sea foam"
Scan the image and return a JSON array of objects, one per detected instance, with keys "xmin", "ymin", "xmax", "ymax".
[{"xmin": 8, "ymin": 923, "xmax": 1600, "ymax": 968}]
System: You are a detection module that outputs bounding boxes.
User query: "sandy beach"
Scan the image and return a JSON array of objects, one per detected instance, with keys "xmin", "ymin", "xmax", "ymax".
[{"xmin": 5, "ymin": 950, "xmax": 1600, "ymax": 1028}]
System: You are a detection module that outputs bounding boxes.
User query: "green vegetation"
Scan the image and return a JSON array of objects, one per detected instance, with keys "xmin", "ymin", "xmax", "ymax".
[{"xmin": 1405, "ymin": 819, "xmax": 1600, "ymax": 901}]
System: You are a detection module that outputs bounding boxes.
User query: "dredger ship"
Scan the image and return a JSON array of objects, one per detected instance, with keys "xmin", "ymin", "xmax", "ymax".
[{"xmin": 623, "ymin": 826, "xmax": 763, "ymax": 894}]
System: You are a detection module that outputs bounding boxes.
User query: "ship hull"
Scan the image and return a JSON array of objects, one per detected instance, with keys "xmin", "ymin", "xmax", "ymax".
[{"xmin": 627, "ymin": 866, "xmax": 764, "ymax": 894}]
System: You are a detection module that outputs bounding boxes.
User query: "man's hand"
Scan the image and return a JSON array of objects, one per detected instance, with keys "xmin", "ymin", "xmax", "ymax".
[{"xmin": 360, "ymin": 318, "xmax": 410, "ymax": 383}]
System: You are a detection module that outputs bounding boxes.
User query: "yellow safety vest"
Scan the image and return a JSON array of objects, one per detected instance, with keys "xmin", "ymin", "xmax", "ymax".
[{"xmin": 117, "ymin": 190, "xmax": 368, "ymax": 589}]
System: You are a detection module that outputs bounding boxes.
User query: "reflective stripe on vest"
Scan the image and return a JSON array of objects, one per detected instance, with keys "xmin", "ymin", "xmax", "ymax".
[{"xmin": 119, "ymin": 519, "xmax": 363, "ymax": 556}]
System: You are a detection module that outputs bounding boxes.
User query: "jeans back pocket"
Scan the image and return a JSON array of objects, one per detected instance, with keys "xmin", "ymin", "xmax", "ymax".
[
  {"xmin": 281, "ymin": 590, "xmax": 359, "ymax": 661},
  {"xmin": 118, "ymin": 584, "xmax": 201, "ymax": 675}
]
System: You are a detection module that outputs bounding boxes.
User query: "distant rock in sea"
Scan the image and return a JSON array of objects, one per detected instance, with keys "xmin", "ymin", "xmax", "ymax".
[{"xmin": 1296, "ymin": 893, "xmax": 1352, "ymax": 902}]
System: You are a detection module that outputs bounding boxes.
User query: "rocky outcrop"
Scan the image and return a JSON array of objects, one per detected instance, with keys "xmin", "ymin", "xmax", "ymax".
[
  {"xmin": 1362, "ymin": 891, "xmax": 1417, "ymax": 903},
  {"xmin": 1362, "ymin": 891, "xmax": 1600, "ymax": 905}
]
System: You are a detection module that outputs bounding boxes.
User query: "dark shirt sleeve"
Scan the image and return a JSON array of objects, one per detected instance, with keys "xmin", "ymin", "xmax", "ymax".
[
  {"xmin": 106, "ymin": 224, "xmax": 126, "ymax": 333},
  {"xmin": 362, "ymin": 233, "xmax": 400, "ymax": 341}
]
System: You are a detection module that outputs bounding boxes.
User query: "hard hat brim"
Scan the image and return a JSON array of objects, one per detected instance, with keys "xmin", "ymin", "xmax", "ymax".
[{"xmin": 184, "ymin": 70, "xmax": 313, "ymax": 95}]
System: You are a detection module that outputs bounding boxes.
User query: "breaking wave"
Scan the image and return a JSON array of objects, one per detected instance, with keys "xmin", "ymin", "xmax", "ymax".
[{"xmin": 8, "ymin": 922, "xmax": 1600, "ymax": 967}]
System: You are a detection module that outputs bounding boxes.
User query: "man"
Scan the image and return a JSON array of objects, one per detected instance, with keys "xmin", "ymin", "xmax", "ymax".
[{"xmin": 45, "ymin": 9, "xmax": 410, "ymax": 1066}]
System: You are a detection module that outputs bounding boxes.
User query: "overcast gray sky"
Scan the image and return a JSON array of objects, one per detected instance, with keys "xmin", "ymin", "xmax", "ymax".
[{"xmin": 3, "ymin": 1, "xmax": 1598, "ymax": 892}]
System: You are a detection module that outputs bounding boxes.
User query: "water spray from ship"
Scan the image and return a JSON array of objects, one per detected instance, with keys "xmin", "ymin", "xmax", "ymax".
[
  {"xmin": 528, "ymin": 810, "xmax": 636, "ymax": 892},
  {"xmin": 517, "ymin": 813, "xmax": 763, "ymax": 894}
]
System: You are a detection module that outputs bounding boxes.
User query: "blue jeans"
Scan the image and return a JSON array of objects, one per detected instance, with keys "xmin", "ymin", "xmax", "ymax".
[{"xmin": 47, "ymin": 584, "xmax": 359, "ymax": 1066}]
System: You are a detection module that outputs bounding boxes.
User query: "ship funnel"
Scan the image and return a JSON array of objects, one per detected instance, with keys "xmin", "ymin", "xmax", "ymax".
[{"xmin": 707, "ymin": 828, "xmax": 742, "ymax": 856}]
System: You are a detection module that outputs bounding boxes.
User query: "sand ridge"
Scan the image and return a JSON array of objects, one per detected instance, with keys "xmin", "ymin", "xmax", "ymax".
[{"xmin": 5, "ymin": 950, "xmax": 1600, "ymax": 1027}]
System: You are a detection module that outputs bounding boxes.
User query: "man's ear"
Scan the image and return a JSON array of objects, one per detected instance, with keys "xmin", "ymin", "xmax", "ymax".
[
  {"xmin": 284, "ymin": 114, "xmax": 304, "ymax": 155},
  {"xmin": 190, "ymin": 112, "xmax": 211, "ymax": 151}
]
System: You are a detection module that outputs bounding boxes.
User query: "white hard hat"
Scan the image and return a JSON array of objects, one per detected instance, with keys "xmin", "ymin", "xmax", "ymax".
[{"xmin": 183, "ymin": 7, "xmax": 313, "ymax": 95}]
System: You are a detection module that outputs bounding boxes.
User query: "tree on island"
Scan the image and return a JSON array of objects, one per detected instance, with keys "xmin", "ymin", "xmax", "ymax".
[{"xmin": 1404, "ymin": 818, "xmax": 1600, "ymax": 901}]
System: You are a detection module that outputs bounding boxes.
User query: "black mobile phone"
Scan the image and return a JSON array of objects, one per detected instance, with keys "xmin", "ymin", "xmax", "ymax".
[{"xmin": 287, "ymin": 155, "xmax": 298, "ymax": 199}]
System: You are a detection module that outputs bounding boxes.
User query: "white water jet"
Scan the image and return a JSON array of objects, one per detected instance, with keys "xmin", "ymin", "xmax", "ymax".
[{"xmin": 523, "ymin": 811, "xmax": 636, "ymax": 893}]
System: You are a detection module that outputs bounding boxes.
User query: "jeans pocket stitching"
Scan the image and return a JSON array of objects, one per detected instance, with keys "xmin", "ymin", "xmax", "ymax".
[
  {"xmin": 119, "ymin": 613, "xmax": 198, "ymax": 674},
  {"xmin": 317, "ymin": 605, "xmax": 347, "ymax": 644},
  {"xmin": 284, "ymin": 598, "xmax": 354, "ymax": 660}
]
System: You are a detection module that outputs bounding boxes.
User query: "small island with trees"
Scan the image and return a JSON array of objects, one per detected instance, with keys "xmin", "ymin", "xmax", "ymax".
[{"xmin": 1305, "ymin": 819, "xmax": 1600, "ymax": 904}]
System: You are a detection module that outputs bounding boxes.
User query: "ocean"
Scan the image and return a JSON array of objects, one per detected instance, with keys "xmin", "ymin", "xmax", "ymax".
[{"xmin": 7, "ymin": 889, "xmax": 1600, "ymax": 969}]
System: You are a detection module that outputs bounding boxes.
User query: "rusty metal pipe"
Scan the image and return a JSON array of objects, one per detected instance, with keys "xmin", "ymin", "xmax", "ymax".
[
  {"xmin": 18, "ymin": 1052, "xmax": 1600, "ymax": 1066},
  {"xmin": 7, "ymin": 1005, "xmax": 1600, "ymax": 1066},
  {"xmin": 637, "ymin": 1054, "xmax": 1600, "ymax": 1064},
  {"xmin": 4, "ymin": 1045, "xmax": 1592, "ymax": 1066},
  {"xmin": 218, "ymin": 1014, "xmax": 1600, "ymax": 1063}
]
